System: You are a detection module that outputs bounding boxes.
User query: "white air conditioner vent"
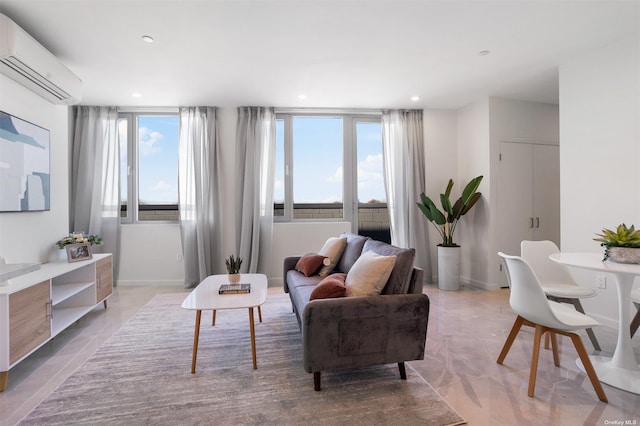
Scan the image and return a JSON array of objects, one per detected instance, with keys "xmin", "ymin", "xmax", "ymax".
[{"xmin": 0, "ymin": 13, "xmax": 82, "ymax": 104}]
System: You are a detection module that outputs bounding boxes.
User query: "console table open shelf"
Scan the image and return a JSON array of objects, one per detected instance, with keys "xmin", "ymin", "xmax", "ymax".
[{"xmin": 0, "ymin": 253, "xmax": 112, "ymax": 392}]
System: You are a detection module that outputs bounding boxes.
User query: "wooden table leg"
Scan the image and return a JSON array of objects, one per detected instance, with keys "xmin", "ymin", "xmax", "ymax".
[
  {"xmin": 0, "ymin": 371, "xmax": 8, "ymax": 392},
  {"xmin": 249, "ymin": 307, "xmax": 257, "ymax": 369},
  {"xmin": 212, "ymin": 310, "xmax": 216, "ymax": 326},
  {"xmin": 258, "ymin": 306, "xmax": 262, "ymax": 323},
  {"xmin": 191, "ymin": 310, "xmax": 202, "ymax": 374}
]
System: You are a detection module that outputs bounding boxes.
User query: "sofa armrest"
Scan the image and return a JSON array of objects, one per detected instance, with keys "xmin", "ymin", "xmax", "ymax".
[
  {"xmin": 407, "ymin": 267, "xmax": 424, "ymax": 294},
  {"xmin": 302, "ymin": 293, "xmax": 429, "ymax": 373},
  {"xmin": 283, "ymin": 256, "xmax": 301, "ymax": 293}
]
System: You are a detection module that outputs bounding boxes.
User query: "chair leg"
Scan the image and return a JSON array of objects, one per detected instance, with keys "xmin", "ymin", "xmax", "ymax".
[
  {"xmin": 398, "ymin": 362, "xmax": 407, "ymax": 380},
  {"xmin": 549, "ymin": 332, "xmax": 560, "ymax": 367},
  {"xmin": 630, "ymin": 302, "xmax": 640, "ymax": 338},
  {"xmin": 570, "ymin": 299, "xmax": 601, "ymax": 351},
  {"xmin": 528, "ymin": 325, "xmax": 545, "ymax": 397},
  {"xmin": 544, "ymin": 332, "xmax": 550, "ymax": 350},
  {"xmin": 568, "ymin": 332, "xmax": 608, "ymax": 403},
  {"xmin": 497, "ymin": 316, "xmax": 525, "ymax": 364},
  {"xmin": 314, "ymin": 372, "xmax": 321, "ymax": 391}
]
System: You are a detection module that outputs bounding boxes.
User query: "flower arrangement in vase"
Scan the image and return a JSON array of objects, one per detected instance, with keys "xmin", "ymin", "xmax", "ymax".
[{"xmin": 56, "ymin": 232, "xmax": 103, "ymax": 249}]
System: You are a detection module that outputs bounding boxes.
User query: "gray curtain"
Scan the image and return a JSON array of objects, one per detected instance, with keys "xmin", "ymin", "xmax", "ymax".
[
  {"xmin": 178, "ymin": 107, "xmax": 222, "ymax": 288},
  {"xmin": 381, "ymin": 109, "xmax": 431, "ymax": 279},
  {"xmin": 70, "ymin": 106, "xmax": 120, "ymax": 280},
  {"xmin": 235, "ymin": 107, "xmax": 276, "ymax": 273}
]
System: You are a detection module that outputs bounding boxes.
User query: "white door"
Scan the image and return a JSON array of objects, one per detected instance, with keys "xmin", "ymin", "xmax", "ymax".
[
  {"xmin": 496, "ymin": 141, "xmax": 560, "ymax": 287},
  {"xmin": 532, "ymin": 144, "xmax": 560, "ymax": 243}
]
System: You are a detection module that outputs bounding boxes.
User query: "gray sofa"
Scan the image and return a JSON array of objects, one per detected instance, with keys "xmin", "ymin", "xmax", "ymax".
[{"xmin": 283, "ymin": 233, "xmax": 430, "ymax": 391}]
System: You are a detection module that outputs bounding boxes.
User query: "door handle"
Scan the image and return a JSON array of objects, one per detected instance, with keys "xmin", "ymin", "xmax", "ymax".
[
  {"xmin": 535, "ymin": 217, "xmax": 540, "ymax": 228},
  {"xmin": 530, "ymin": 217, "xmax": 534, "ymax": 228}
]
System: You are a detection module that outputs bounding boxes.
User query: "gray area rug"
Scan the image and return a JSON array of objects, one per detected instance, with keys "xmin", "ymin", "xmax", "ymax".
[{"xmin": 20, "ymin": 292, "xmax": 465, "ymax": 426}]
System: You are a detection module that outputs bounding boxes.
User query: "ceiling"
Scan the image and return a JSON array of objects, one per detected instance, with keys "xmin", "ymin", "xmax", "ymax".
[{"xmin": 1, "ymin": 0, "xmax": 638, "ymax": 109}]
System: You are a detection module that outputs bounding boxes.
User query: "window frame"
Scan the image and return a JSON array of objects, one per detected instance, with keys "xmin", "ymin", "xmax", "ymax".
[
  {"xmin": 118, "ymin": 109, "xmax": 180, "ymax": 224},
  {"xmin": 274, "ymin": 111, "xmax": 385, "ymax": 233}
]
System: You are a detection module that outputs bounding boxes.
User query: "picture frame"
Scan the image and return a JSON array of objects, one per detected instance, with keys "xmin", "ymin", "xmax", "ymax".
[
  {"xmin": 0, "ymin": 110, "xmax": 51, "ymax": 212},
  {"xmin": 65, "ymin": 243, "xmax": 93, "ymax": 263}
]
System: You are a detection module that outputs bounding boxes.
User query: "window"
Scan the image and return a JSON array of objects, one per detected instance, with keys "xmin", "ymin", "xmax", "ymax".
[
  {"xmin": 275, "ymin": 113, "xmax": 389, "ymax": 240},
  {"xmin": 118, "ymin": 112, "xmax": 180, "ymax": 222}
]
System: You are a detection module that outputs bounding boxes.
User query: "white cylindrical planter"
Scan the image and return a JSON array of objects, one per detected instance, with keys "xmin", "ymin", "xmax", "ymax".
[{"xmin": 438, "ymin": 245, "xmax": 461, "ymax": 291}]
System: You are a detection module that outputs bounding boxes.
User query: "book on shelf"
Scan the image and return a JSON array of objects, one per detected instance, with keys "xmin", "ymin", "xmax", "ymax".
[{"xmin": 219, "ymin": 283, "xmax": 251, "ymax": 294}]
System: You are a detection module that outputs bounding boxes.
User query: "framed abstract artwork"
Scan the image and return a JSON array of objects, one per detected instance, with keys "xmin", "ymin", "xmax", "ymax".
[{"xmin": 0, "ymin": 111, "xmax": 50, "ymax": 212}]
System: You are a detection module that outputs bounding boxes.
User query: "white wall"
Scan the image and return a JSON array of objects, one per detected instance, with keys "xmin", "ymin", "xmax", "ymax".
[
  {"xmin": 117, "ymin": 224, "xmax": 184, "ymax": 285},
  {"xmin": 456, "ymin": 99, "xmax": 491, "ymax": 288},
  {"xmin": 0, "ymin": 76, "xmax": 70, "ymax": 264},
  {"xmin": 559, "ymin": 35, "xmax": 640, "ymax": 327},
  {"xmin": 423, "ymin": 109, "xmax": 458, "ymax": 283}
]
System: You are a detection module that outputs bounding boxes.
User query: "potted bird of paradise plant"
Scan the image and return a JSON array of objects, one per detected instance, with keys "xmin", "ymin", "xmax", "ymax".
[{"xmin": 417, "ymin": 176, "xmax": 483, "ymax": 290}]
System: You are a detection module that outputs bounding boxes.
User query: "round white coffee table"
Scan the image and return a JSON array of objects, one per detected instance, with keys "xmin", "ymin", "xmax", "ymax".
[
  {"xmin": 550, "ymin": 252, "xmax": 640, "ymax": 394},
  {"xmin": 181, "ymin": 273, "xmax": 268, "ymax": 373}
]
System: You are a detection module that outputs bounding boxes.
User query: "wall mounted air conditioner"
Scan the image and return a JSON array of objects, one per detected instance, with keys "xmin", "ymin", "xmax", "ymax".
[{"xmin": 0, "ymin": 13, "xmax": 82, "ymax": 105}]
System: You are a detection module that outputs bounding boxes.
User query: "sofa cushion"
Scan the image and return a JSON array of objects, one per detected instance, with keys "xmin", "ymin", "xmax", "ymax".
[
  {"xmin": 287, "ymin": 270, "xmax": 323, "ymax": 291},
  {"xmin": 310, "ymin": 273, "xmax": 347, "ymax": 300},
  {"xmin": 336, "ymin": 233, "xmax": 370, "ymax": 274},
  {"xmin": 345, "ymin": 251, "xmax": 396, "ymax": 297},
  {"xmin": 363, "ymin": 239, "xmax": 415, "ymax": 294},
  {"xmin": 317, "ymin": 236, "xmax": 348, "ymax": 277},
  {"xmin": 295, "ymin": 253, "xmax": 329, "ymax": 277}
]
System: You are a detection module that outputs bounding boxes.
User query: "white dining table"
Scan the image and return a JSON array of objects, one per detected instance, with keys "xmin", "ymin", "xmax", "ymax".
[{"xmin": 550, "ymin": 252, "xmax": 640, "ymax": 394}]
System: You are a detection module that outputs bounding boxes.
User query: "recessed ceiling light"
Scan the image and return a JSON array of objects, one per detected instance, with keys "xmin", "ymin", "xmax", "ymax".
[
  {"xmin": 142, "ymin": 35, "xmax": 154, "ymax": 43},
  {"xmin": 479, "ymin": 50, "xmax": 490, "ymax": 56},
  {"xmin": 411, "ymin": 96, "xmax": 420, "ymax": 102},
  {"xmin": 132, "ymin": 93, "xmax": 142, "ymax": 98},
  {"xmin": 298, "ymin": 94, "xmax": 307, "ymax": 100}
]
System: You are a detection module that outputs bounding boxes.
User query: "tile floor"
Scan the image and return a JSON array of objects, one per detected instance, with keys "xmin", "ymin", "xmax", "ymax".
[{"xmin": 1, "ymin": 284, "xmax": 639, "ymax": 425}]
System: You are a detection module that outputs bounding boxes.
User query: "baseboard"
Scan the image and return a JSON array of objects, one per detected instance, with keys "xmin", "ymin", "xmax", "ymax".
[
  {"xmin": 460, "ymin": 276, "xmax": 501, "ymax": 291},
  {"xmin": 269, "ymin": 277, "xmax": 284, "ymax": 287},
  {"xmin": 116, "ymin": 280, "xmax": 184, "ymax": 287}
]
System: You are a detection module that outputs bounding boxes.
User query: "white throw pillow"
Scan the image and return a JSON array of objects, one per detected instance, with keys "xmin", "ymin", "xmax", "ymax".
[
  {"xmin": 345, "ymin": 250, "xmax": 396, "ymax": 297},
  {"xmin": 317, "ymin": 237, "xmax": 348, "ymax": 277}
]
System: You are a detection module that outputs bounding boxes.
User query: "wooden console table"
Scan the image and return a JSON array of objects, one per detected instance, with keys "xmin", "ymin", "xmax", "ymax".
[{"xmin": 0, "ymin": 253, "xmax": 112, "ymax": 392}]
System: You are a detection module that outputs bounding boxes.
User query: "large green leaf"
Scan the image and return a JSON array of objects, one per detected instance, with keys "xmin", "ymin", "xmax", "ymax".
[
  {"xmin": 451, "ymin": 198, "xmax": 464, "ymax": 221},
  {"xmin": 460, "ymin": 175, "xmax": 483, "ymax": 206},
  {"xmin": 461, "ymin": 192, "xmax": 482, "ymax": 215},
  {"xmin": 425, "ymin": 197, "xmax": 446, "ymax": 225},
  {"xmin": 444, "ymin": 179, "xmax": 454, "ymax": 198},
  {"xmin": 417, "ymin": 194, "xmax": 446, "ymax": 225},
  {"xmin": 440, "ymin": 193, "xmax": 453, "ymax": 217}
]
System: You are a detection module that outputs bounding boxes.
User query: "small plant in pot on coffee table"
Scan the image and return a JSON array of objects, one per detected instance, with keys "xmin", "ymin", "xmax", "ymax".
[{"xmin": 226, "ymin": 254, "xmax": 243, "ymax": 283}]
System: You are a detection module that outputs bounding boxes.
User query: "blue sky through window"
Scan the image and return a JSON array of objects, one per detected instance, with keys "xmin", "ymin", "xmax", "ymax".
[
  {"xmin": 137, "ymin": 116, "xmax": 179, "ymax": 205},
  {"xmin": 118, "ymin": 115, "xmax": 179, "ymax": 206},
  {"xmin": 274, "ymin": 117, "xmax": 386, "ymax": 205}
]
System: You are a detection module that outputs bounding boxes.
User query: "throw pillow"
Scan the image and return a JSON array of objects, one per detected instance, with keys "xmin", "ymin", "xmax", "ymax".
[
  {"xmin": 317, "ymin": 236, "xmax": 348, "ymax": 277},
  {"xmin": 345, "ymin": 250, "xmax": 396, "ymax": 297},
  {"xmin": 309, "ymin": 273, "xmax": 347, "ymax": 300},
  {"xmin": 295, "ymin": 253, "xmax": 329, "ymax": 277}
]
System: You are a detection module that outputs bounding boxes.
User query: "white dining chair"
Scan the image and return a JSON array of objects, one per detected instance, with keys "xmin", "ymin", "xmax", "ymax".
[
  {"xmin": 520, "ymin": 240, "xmax": 601, "ymax": 351},
  {"xmin": 631, "ymin": 288, "xmax": 640, "ymax": 338},
  {"xmin": 497, "ymin": 252, "xmax": 608, "ymax": 403}
]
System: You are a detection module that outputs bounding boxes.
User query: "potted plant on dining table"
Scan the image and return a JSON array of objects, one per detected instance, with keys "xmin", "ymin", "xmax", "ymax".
[{"xmin": 594, "ymin": 223, "xmax": 640, "ymax": 263}]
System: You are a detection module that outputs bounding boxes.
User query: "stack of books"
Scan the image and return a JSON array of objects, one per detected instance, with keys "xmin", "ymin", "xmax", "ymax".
[{"xmin": 218, "ymin": 283, "xmax": 251, "ymax": 294}]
